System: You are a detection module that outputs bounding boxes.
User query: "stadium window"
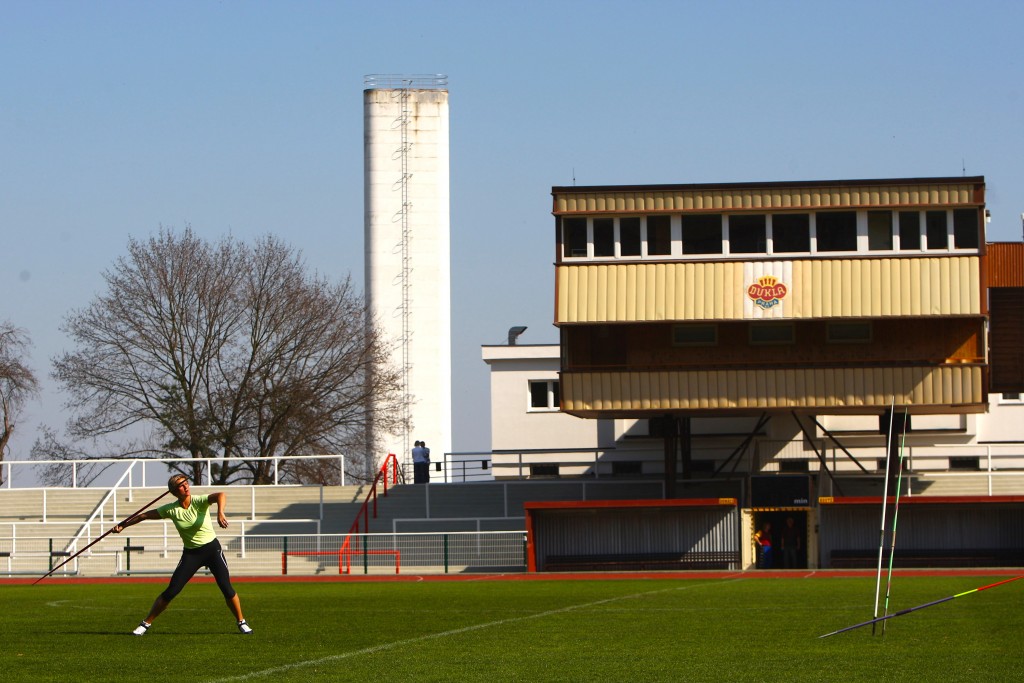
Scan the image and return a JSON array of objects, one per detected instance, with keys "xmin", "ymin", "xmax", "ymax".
[
  {"xmin": 1000, "ymin": 393, "xmax": 1023, "ymax": 404},
  {"xmin": 771, "ymin": 214, "xmax": 810, "ymax": 253},
  {"xmin": 925, "ymin": 210, "xmax": 948, "ymax": 250},
  {"xmin": 868, "ymin": 211, "xmax": 893, "ymax": 251},
  {"xmin": 728, "ymin": 214, "xmax": 767, "ymax": 254},
  {"xmin": 611, "ymin": 461, "xmax": 643, "ymax": 476},
  {"xmin": 672, "ymin": 323, "xmax": 717, "ymax": 346},
  {"xmin": 949, "ymin": 456, "xmax": 980, "ymax": 471},
  {"xmin": 646, "ymin": 215, "xmax": 672, "ymax": 256},
  {"xmin": 953, "ymin": 209, "xmax": 979, "ymax": 249},
  {"xmin": 827, "ymin": 322, "xmax": 872, "ymax": 343},
  {"xmin": 749, "ymin": 322, "xmax": 795, "ymax": 345},
  {"xmin": 528, "ymin": 379, "xmax": 559, "ymax": 412},
  {"xmin": 620, "ymin": 217, "xmax": 642, "ymax": 256},
  {"xmin": 562, "ymin": 218, "xmax": 587, "ymax": 258},
  {"xmin": 689, "ymin": 460, "xmax": 716, "ymax": 474},
  {"xmin": 593, "ymin": 218, "xmax": 615, "ymax": 257},
  {"xmin": 530, "ymin": 464, "xmax": 559, "ymax": 478},
  {"xmin": 682, "ymin": 214, "xmax": 723, "ymax": 255},
  {"xmin": 779, "ymin": 460, "xmax": 809, "ymax": 473},
  {"xmin": 898, "ymin": 211, "xmax": 921, "ymax": 250},
  {"xmin": 815, "ymin": 211, "xmax": 858, "ymax": 252}
]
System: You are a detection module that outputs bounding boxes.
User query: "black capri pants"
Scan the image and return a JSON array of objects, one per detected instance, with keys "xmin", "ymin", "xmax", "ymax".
[{"xmin": 161, "ymin": 538, "xmax": 236, "ymax": 602}]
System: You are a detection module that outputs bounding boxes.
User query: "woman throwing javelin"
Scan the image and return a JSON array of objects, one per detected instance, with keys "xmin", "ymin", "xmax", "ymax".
[{"xmin": 113, "ymin": 474, "xmax": 253, "ymax": 635}]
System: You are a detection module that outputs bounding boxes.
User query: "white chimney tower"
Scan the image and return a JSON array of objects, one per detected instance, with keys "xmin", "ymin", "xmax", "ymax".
[{"xmin": 363, "ymin": 74, "xmax": 452, "ymax": 478}]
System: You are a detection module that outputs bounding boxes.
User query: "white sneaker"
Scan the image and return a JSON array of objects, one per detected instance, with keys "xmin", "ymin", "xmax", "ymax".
[
  {"xmin": 238, "ymin": 619, "xmax": 253, "ymax": 634},
  {"xmin": 132, "ymin": 621, "xmax": 150, "ymax": 636}
]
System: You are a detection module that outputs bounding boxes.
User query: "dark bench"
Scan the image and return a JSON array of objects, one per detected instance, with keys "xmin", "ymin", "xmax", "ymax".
[
  {"xmin": 544, "ymin": 551, "xmax": 739, "ymax": 572},
  {"xmin": 830, "ymin": 548, "xmax": 1024, "ymax": 569}
]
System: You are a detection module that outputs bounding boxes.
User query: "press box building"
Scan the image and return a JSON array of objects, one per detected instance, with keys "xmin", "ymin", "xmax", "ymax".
[{"xmin": 509, "ymin": 176, "xmax": 1024, "ymax": 570}]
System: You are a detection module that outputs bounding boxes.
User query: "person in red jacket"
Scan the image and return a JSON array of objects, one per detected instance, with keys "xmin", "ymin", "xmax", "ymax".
[{"xmin": 754, "ymin": 522, "xmax": 773, "ymax": 569}]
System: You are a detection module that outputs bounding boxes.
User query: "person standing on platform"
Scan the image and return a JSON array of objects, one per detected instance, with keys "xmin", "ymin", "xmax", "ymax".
[{"xmin": 412, "ymin": 440, "xmax": 431, "ymax": 484}]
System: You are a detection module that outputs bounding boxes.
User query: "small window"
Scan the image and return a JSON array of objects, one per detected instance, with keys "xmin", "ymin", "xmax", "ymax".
[
  {"xmin": 620, "ymin": 217, "xmax": 641, "ymax": 256},
  {"xmin": 772, "ymin": 214, "xmax": 810, "ymax": 253},
  {"xmin": 949, "ymin": 456, "xmax": 980, "ymax": 471},
  {"xmin": 530, "ymin": 464, "xmax": 559, "ymax": 478},
  {"xmin": 953, "ymin": 209, "xmax": 979, "ymax": 249},
  {"xmin": 673, "ymin": 324, "xmax": 717, "ymax": 346},
  {"xmin": 689, "ymin": 460, "xmax": 716, "ymax": 474},
  {"xmin": 612, "ymin": 461, "xmax": 643, "ymax": 476},
  {"xmin": 816, "ymin": 211, "xmax": 857, "ymax": 252},
  {"xmin": 925, "ymin": 211, "xmax": 948, "ymax": 250},
  {"xmin": 728, "ymin": 215, "xmax": 767, "ymax": 254},
  {"xmin": 646, "ymin": 215, "xmax": 672, "ymax": 256},
  {"xmin": 827, "ymin": 322, "xmax": 872, "ymax": 343},
  {"xmin": 528, "ymin": 380, "xmax": 559, "ymax": 411},
  {"xmin": 593, "ymin": 218, "xmax": 614, "ymax": 257},
  {"xmin": 750, "ymin": 322, "xmax": 795, "ymax": 345},
  {"xmin": 1000, "ymin": 393, "xmax": 1023, "ymax": 404},
  {"xmin": 868, "ymin": 211, "xmax": 893, "ymax": 251},
  {"xmin": 562, "ymin": 218, "xmax": 587, "ymax": 258},
  {"xmin": 681, "ymin": 214, "xmax": 723, "ymax": 255},
  {"xmin": 779, "ymin": 460, "xmax": 809, "ymax": 473},
  {"xmin": 898, "ymin": 211, "xmax": 921, "ymax": 250}
]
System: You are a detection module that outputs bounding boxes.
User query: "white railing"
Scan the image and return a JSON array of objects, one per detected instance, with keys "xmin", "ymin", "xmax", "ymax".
[
  {"xmin": 0, "ymin": 483, "xmax": 346, "ymax": 534},
  {"xmin": 2, "ymin": 454, "xmax": 348, "ymax": 489},
  {"xmin": 63, "ymin": 460, "xmax": 146, "ymax": 555}
]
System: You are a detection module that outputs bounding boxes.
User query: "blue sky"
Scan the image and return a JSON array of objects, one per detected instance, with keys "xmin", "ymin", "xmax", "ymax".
[{"xmin": 2, "ymin": 0, "xmax": 1022, "ymax": 459}]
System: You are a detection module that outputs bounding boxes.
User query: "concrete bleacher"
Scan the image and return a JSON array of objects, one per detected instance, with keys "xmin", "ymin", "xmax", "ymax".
[
  {"xmin": 8, "ymin": 472, "xmax": 1020, "ymax": 577},
  {"xmin": 0, "ymin": 478, "xmax": 683, "ymax": 576}
]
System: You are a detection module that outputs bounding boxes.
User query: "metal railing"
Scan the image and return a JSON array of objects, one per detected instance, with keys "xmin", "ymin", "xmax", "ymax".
[
  {"xmin": 0, "ymin": 531, "xmax": 527, "ymax": 578},
  {"xmin": 1, "ymin": 454, "xmax": 348, "ymax": 489},
  {"xmin": 363, "ymin": 74, "xmax": 448, "ymax": 89}
]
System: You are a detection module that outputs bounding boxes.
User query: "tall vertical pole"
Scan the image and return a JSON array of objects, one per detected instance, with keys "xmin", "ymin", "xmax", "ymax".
[
  {"xmin": 881, "ymin": 410, "xmax": 910, "ymax": 634},
  {"xmin": 873, "ymin": 397, "xmax": 896, "ymax": 633}
]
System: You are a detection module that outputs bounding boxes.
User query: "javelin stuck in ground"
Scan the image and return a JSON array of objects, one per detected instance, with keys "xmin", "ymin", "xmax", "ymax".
[
  {"xmin": 32, "ymin": 489, "xmax": 171, "ymax": 585},
  {"xmin": 819, "ymin": 574, "xmax": 1024, "ymax": 639}
]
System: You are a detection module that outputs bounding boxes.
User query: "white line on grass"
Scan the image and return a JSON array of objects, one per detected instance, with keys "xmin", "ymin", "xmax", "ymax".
[{"xmin": 208, "ymin": 576, "xmax": 744, "ymax": 683}]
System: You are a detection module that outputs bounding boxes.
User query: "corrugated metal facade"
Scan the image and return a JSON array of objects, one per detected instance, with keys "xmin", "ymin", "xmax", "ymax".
[
  {"xmin": 818, "ymin": 504, "xmax": 1024, "ymax": 568},
  {"xmin": 556, "ymin": 257, "xmax": 981, "ymax": 324},
  {"xmin": 553, "ymin": 181, "xmax": 981, "ymax": 215},
  {"xmin": 987, "ymin": 242, "xmax": 1024, "ymax": 287},
  {"xmin": 532, "ymin": 507, "xmax": 739, "ymax": 567},
  {"xmin": 561, "ymin": 365, "xmax": 984, "ymax": 415}
]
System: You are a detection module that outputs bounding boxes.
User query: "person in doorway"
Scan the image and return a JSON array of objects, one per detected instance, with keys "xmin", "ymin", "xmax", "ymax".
[
  {"xmin": 780, "ymin": 516, "xmax": 802, "ymax": 569},
  {"xmin": 412, "ymin": 440, "xmax": 431, "ymax": 484},
  {"xmin": 112, "ymin": 474, "xmax": 252, "ymax": 636},
  {"xmin": 754, "ymin": 521, "xmax": 773, "ymax": 569}
]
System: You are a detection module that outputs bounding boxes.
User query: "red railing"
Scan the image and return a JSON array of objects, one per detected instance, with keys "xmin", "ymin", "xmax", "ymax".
[
  {"xmin": 337, "ymin": 453, "xmax": 400, "ymax": 574},
  {"xmin": 280, "ymin": 453, "xmax": 401, "ymax": 575}
]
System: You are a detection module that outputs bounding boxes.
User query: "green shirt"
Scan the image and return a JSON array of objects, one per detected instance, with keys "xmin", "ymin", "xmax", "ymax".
[{"xmin": 157, "ymin": 494, "xmax": 217, "ymax": 549}]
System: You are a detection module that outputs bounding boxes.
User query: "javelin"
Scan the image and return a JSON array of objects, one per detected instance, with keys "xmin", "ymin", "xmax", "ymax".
[
  {"xmin": 32, "ymin": 489, "xmax": 171, "ymax": 585},
  {"xmin": 880, "ymin": 408, "xmax": 909, "ymax": 635},
  {"xmin": 819, "ymin": 574, "xmax": 1024, "ymax": 638},
  {"xmin": 872, "ymin": 397, "xmax": 897, "ymax": 634}
]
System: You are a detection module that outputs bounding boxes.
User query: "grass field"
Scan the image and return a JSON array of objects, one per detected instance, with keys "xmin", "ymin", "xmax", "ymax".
[{"xmin": 3, "ymin": 574, "xmax": 1022, "ymax": 682}]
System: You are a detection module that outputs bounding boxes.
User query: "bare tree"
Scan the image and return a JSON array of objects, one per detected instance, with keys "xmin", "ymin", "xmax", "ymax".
[
  {"xmin": 0, "ymin": 322, "xmax": 40, "ymax": 484},
  {"xmin": 51, "ymin": 227, "xmax": 404, "ymax": 484}
]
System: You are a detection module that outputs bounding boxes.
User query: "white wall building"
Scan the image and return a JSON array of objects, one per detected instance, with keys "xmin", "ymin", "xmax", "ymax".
[
  {"xmin": 364, "ymin": 75, "xmax": 452, "ymax": 474},
  {"xmin": 482, "ymin": 341, "xmax": 1024, "ymax": 492}
]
